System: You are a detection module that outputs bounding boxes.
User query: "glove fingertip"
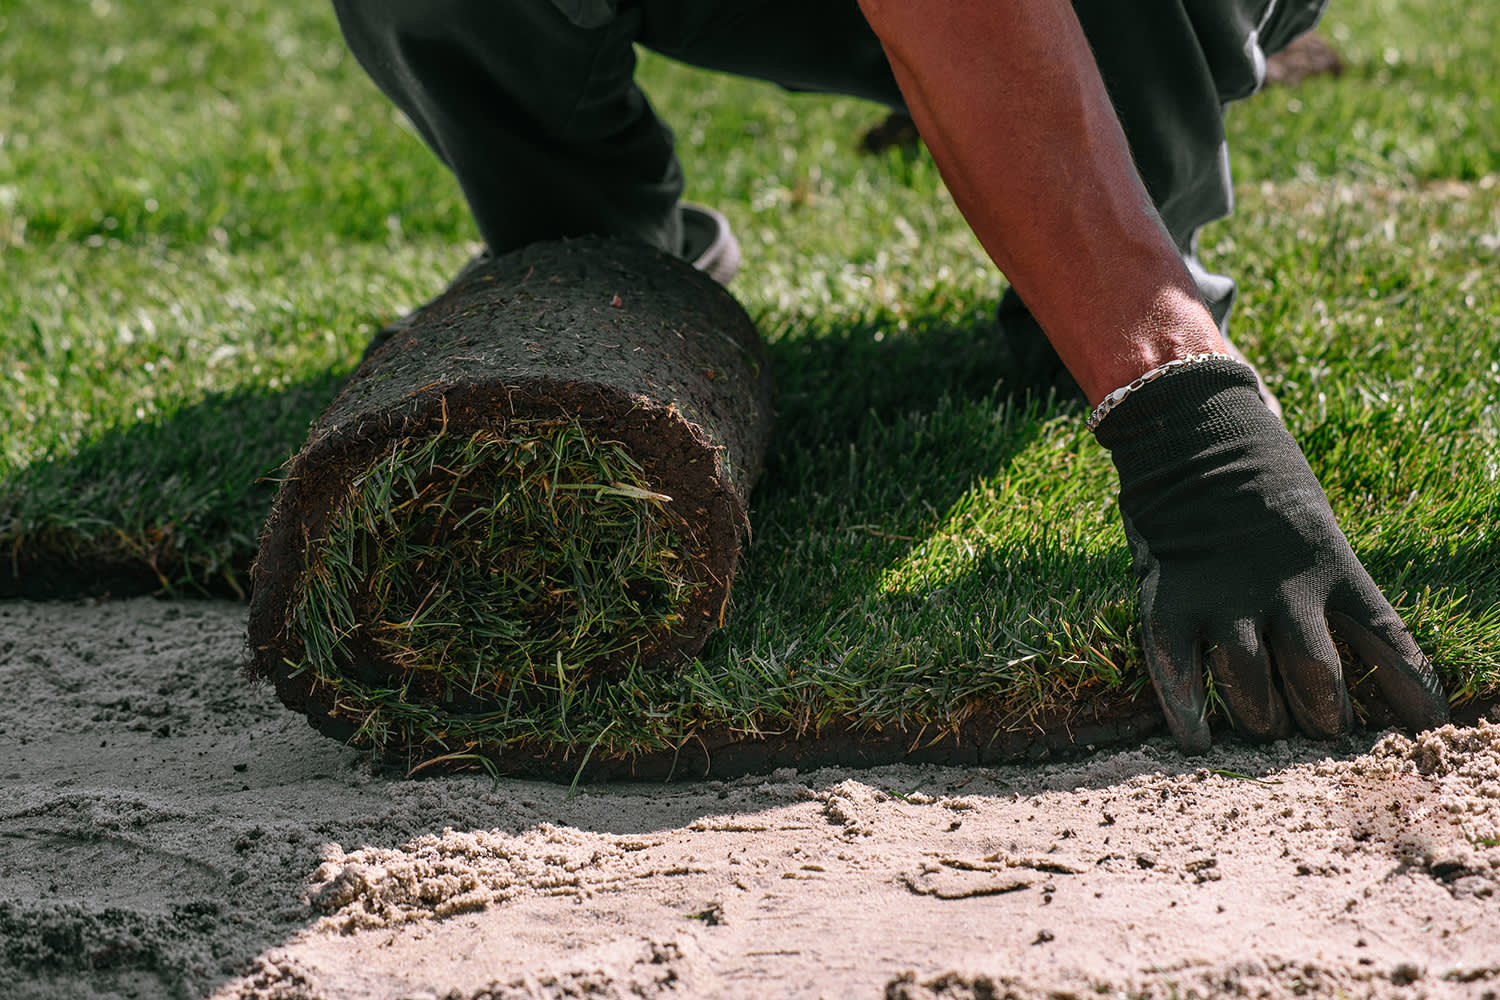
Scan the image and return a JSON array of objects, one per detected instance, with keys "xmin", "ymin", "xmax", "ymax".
[
  {"xmin": 1172, "ymin": 718, "xmax": 1213, "ymax": 756},
  {"xmin": 1142, "ymin": 632, "xmax": 1212, "ymax": 754},
  {"xmin": 1327, "ymin": 610, "xmax": 1450, "ymax": 732}
]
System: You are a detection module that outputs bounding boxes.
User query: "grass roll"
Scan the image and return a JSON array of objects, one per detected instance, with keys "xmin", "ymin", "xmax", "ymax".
[{"xmin": 247, "ymin": 237, "xmax": 773, "ymax": 763}]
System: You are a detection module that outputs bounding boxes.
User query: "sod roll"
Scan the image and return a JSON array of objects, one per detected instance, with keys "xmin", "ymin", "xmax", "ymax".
[{"xmin": 248, "ymin": 237, "xmax": 773, "ymax": 756}]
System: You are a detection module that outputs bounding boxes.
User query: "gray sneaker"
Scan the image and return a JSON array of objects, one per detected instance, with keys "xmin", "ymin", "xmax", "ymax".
[{"xmin": 679, "ymin": 202, "xmax": 740, "ymax": 287}]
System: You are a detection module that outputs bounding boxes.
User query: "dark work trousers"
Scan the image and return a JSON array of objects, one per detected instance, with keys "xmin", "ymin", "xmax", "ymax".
[{"xmin": 332, "ymin": 0, "xmax": 1326, "ymax": 334}]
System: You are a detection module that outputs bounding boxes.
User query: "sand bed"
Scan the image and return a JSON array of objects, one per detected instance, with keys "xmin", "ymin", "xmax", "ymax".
[{"xmin": 2, "ymin": 597, "xmax": 1497, "ymax": 999}]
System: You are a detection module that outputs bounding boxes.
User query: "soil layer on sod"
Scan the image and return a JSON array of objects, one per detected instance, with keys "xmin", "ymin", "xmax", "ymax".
[{"xmin": 248, "ymin": 237, "xmax": 774, "ymax": 761}]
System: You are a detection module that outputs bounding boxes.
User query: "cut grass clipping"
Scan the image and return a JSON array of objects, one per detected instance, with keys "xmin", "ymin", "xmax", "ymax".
[{"xmin": 247, "ymin": 237, "xmax": 775, "ymax": 767}]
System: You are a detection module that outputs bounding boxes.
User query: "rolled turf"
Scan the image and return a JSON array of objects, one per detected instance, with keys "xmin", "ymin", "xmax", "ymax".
[{"xmin": 247, "ymin": 237, "xmax": 774, "ymax": 761}]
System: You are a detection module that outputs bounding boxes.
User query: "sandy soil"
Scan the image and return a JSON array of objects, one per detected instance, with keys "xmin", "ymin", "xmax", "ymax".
[{"xmin": 2, "ymin": 597, "xmax": 1497, "ymax": 1000}]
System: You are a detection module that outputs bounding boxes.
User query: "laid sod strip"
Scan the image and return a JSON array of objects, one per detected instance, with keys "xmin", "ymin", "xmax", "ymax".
[
  {"xmin": 247, "ymin": 237, "xmax": 774, "ymax": 758},
  {"xmin": 6, "ymin": 0, "xmax": 1500, "ymax": 776}
]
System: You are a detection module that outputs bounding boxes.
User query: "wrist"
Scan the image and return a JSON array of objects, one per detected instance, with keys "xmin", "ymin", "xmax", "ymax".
[
  {"xmin": 1063, "ymin": 286, "xmax": 1229, "ymax": 407},
  {"xmin": 1085, "ymin": 352, "xmax": 1255, "ymax": 432},
  {"xmin": 1091, "ymin": 357, "xmax": 1279, "ymax": 457}
]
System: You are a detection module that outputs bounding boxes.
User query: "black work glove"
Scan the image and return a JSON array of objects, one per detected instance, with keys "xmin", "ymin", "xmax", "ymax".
[{"xmin": 1093, "ymin": 358, "xmax": 1449, "ymax": 753}]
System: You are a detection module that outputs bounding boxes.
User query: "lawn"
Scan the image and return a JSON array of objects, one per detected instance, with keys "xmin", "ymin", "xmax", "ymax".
[{"xmin": 2, "ymin": 0, "xmax": 1496, "ymax": 770}]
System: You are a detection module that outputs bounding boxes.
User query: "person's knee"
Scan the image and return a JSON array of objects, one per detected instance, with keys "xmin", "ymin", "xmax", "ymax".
[
  {"xmin": 335, "ymin": 0, "xmax": 617, "ymax": 43},
  {"xmin": 333, "ymin": 0, "xmax": 455, "ymax": 36},
  {"xmin": 547, "ymin": 0, "xmax": 621, "ymax": 30}
]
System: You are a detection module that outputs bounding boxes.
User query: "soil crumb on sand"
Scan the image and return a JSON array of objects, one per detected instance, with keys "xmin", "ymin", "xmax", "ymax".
[{"xmin": 3, "ymin": 597, "xmax": 1498, "ymax": 1000}]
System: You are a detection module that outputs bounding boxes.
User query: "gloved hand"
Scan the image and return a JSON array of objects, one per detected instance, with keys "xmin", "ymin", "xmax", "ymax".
[{"xmin": 1092, "ymin": 357, "xmax": 1449, "ymax": 753}]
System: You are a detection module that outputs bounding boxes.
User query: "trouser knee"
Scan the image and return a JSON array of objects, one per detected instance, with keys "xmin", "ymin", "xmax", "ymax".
[{"xmin": 332, "ymin": 0, "xmax": 681, "ymax": 254}]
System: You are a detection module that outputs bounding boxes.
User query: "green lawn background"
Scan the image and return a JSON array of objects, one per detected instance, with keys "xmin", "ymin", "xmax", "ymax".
[{"xmin": 1, "ymin": 0, "xmax": 1496, "ymax": 758}]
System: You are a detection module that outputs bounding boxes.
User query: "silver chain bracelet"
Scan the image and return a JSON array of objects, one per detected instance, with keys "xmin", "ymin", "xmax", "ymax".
[{"xmin": 1085, "ymin": 352, "xmax": 1252, "ymax": 432}]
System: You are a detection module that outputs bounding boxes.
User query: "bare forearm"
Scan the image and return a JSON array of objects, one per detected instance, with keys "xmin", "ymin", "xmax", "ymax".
[{"xmin": 858, "ymin": 0, "xmax": 1227, "ymax": 404}]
